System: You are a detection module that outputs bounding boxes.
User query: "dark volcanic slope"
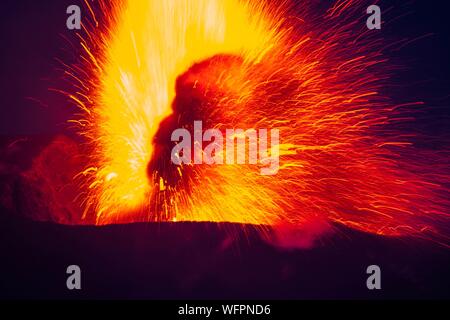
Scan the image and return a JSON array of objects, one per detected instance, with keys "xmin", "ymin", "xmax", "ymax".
[{"xmin": 1, "ymin": 211, "xmax": 449, "ymax": 299}]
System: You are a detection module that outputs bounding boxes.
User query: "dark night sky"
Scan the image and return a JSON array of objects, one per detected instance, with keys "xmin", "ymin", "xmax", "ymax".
[{"xmin": 0, "ymin": 0, "xmax": 83, "ymax": 135}]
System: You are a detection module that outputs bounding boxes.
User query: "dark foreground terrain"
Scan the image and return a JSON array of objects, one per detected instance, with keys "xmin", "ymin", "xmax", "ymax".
[{"xmin": 1, "ymin": 210, "xmax": 449, "ymax": 299}]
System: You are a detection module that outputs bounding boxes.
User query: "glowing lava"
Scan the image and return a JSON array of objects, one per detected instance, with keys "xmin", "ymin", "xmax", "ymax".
[{"xmin": 64, "ymin": 0, "xmax": 450, "ymax": 244}]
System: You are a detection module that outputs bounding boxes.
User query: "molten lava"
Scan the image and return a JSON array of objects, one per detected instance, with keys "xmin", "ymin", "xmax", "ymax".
[{"xmin": 60, "ymin": 0, "xmax": 450, "ymax": 244}]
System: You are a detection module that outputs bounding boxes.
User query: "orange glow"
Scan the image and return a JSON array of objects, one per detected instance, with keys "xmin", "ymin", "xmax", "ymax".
[
  {"xmin": 76, "ymin": 0, "xmax": 287, "ymax": 224},
  {"xmin": 66, "ymin": 0, "xmax": 450, "ymax": 243}
]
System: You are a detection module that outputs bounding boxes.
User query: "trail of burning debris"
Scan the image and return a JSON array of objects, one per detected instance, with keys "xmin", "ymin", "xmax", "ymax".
[{"xmin": 58, "ymin": 0, "xmax": 450, "ymax": 244}]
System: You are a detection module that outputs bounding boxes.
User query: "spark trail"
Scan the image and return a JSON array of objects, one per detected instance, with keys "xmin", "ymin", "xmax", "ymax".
[{"xmin": 63, "ymin": 0, "xmax": 450, "ymax": 245}]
